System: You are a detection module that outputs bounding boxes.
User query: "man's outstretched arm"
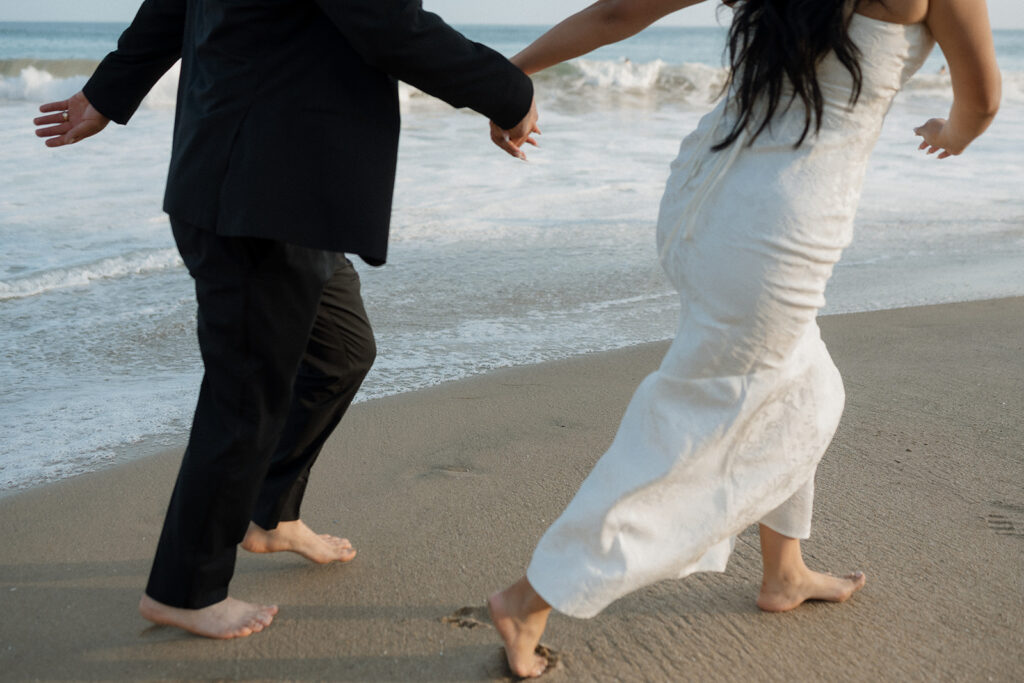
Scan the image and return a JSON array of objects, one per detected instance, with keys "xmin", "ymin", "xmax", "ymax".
[
  {"xmin": 35, "ymin": 0, "xmax": 186, "ymax": 147},
  {"xmin": 314, "ymin": 1, "xmax": 536, "ymax": 142}
]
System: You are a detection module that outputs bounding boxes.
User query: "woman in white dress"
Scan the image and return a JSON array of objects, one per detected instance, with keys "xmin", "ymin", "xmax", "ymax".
[{"xmin": 489, "ymin": 0, "xmax": 1001, "ymax": 677}]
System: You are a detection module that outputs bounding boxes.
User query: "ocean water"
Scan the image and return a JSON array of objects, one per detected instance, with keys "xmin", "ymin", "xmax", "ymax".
[{"xmin": 1, "ymin": 21, "xmax": 1022, "ymax": 494}]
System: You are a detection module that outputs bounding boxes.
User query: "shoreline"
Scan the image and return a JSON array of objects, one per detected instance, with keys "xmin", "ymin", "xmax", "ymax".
[
  {"xmin": 2, "ymin": 294, "xmax": 1023, "ymax": 501},
  {"xmin": 1, "ymin": 296, "xmax": 1021, "ymax": 680}
]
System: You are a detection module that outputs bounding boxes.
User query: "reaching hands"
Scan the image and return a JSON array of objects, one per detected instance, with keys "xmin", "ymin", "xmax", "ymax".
[
  {"xmin": 491, "ymin": 98, "xmax": 540, "ymax": 161},
  {"xmin": 34, "ymin": 91, "xmax": 110, "ymax": 147}
]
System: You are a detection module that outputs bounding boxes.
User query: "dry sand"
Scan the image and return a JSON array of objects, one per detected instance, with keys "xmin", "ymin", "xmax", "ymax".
[{"xmin": 1, "ymin": 298, "xmax": 1021, "ymax": 681}]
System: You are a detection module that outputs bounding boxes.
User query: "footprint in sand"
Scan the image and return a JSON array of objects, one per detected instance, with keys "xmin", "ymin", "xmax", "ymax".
[
  {"xmin": 417, "ymin": 464, "xmax": 480, "ymax": 480},
  {"xmin": 987, "ymin": 501, "xmax": 1024, "ymax": 537},
  {"xmin": 441, "ymin": 605, "xmax": 493, "ymax": 629}
]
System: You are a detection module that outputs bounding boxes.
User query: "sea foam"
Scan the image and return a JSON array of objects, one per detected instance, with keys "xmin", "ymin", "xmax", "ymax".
[{"xmin": 0, "ymin": 248, "xmax": 182, "ymax": 301}]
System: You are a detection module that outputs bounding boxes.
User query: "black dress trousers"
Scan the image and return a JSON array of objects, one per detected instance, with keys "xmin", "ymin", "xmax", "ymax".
[{"xmin": 145, "ymin": 218, "xmax": 375, "ymax": 609}]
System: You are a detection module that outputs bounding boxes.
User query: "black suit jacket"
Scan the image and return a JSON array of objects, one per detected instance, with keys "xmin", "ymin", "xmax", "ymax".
[{"xmin": 83, "ymin": 0, "xmax": 533, "ymax": 265}]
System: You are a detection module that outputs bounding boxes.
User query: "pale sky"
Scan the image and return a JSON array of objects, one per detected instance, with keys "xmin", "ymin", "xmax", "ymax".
[{"xmin": 0, "ymin": 0, "xmax": 1022, "ymax": 28}]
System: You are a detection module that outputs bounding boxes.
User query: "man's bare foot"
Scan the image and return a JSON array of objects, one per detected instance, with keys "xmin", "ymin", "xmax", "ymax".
[
  {"xmin": 138, "ymin": 594, "xmax": 278, "ymax": 639},
  {"xmin": 241, "ymin": 520, "xmax": 356, "ymax": 564},
  {"xmin": 488, "ymin": 578, "xmax": 552, "ymax": 679},
  {"xmin": 757, "ymin": 569, "xmax": 866, "ymax": 612}
]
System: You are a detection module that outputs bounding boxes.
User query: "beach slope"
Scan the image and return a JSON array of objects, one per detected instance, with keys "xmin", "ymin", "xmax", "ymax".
[{"xmin": 0, "ymin": 298, "xmax": 1021, "ymax": 680}]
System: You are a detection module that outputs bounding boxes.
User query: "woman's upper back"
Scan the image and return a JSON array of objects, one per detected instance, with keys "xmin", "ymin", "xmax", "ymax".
[
  {"xmin": 818, "ymin": 12, "xmax": 934, "ymax": 114},
  {"xmin": 714, "ymin": 0, "xmax": 937, "ymax": 150}
]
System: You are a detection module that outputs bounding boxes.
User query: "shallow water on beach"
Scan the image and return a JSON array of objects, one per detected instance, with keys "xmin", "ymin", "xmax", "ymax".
[{"xmin": 1, "ymin": 23, "xmax": 1022, "ymax": 494}]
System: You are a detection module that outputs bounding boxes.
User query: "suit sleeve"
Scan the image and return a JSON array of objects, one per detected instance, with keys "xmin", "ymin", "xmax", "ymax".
[
  {"xmin": 82, "ymin": 0, "xmax": 187, "ymax": 125},
  {"xmin": 313, "ymin": 0, "xmax": 533, "ymax": 130}
]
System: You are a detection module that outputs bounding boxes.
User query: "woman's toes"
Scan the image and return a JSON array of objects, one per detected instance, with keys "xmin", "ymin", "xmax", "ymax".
[{"xmin": 531, "ymin": 657, "xmax": 547, "ymax": 677}]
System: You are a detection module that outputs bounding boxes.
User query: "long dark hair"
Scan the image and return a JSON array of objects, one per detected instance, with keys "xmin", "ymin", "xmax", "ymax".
[{"xmin": 713, "ymin": 0, "xmax": 866, "ymax": 151}]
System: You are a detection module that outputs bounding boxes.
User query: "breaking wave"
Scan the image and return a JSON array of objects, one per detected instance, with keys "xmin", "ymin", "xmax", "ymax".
[
  {"xmin": 0, "ymin": 59, "xmax": 179, "ymax": 109},
  {"xmin": 3, "ymin": 57, "xmax": 1020, "ymax": 115},
  {"xmin": 0, "ymin": 248, "xmax": 182, "ymax": 301}
]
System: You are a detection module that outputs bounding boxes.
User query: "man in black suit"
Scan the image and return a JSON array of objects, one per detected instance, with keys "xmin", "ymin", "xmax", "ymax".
[{"xmin": 34, "ymin": 0, "xmax": 538, "ymax": 639}]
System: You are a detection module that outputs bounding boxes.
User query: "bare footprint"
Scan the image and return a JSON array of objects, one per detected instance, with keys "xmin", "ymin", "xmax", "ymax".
[{"xmin": 442, "ymin": 605, "xmax": 493, "ymax": 630}]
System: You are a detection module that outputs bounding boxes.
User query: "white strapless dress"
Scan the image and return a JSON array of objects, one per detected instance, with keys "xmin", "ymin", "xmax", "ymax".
[{"xmin": 527, "ymin": 15, "xmax": 935, "ymax": 618}]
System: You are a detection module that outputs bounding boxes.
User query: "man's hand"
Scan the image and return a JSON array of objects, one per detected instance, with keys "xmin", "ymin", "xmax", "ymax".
[
  {"xmin": 34, "ymin": 91, "xmax": 110, "ymax": 147},
  {"xmin": 490, "ymin": 98, "xmax": 540, "ymax": 160}
]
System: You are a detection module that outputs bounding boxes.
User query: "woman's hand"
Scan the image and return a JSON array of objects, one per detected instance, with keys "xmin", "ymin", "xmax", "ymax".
[
  {"xmin": 490, "ymin": 98, "xmax": 541, "ymax": 160},
  {"xmin": 914, "ymin": 118, "xmax": 957, "ymax": 159},
  {"xmin": 34, "ymin": 91, "xmax": 110, "ymax": 147}
]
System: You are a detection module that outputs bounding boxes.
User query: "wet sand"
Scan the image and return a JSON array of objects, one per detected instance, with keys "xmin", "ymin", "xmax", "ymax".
[{"xmin": 1, "ymin": 298, "xmax": 1021, "ymax": 681}]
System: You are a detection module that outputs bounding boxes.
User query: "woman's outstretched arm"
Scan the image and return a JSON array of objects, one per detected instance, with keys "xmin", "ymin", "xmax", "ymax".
[
  {"xmin": 916, "ymin": 0, "xmax": 1000, "ymax": 157},
  {"xmin": 511, "ymin": 0, "xmax": 709, "ymax": 74}
]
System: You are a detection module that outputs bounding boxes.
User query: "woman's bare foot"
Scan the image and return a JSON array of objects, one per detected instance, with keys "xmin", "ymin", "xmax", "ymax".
[
  {"xmin": 757, "ymin": 524, "xmax": 866, "ymax": 612},
  {"xmin": 138, "ymin": 594, "xmax": 278, "ymax": 639},
  {"xmin": 761, "ymin": 524, "xmax": 864, "ymax": 614},
  {"xmin": 488, "ymin": 578, "xmax": 552, "ymax": 679},
  {"xmin": 241, "ymin": 520, "xmax": 356, "ymax": 564},
  {"xmin": 757, "ymin": 569, "xmax": 867, "ymax": 612}
]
